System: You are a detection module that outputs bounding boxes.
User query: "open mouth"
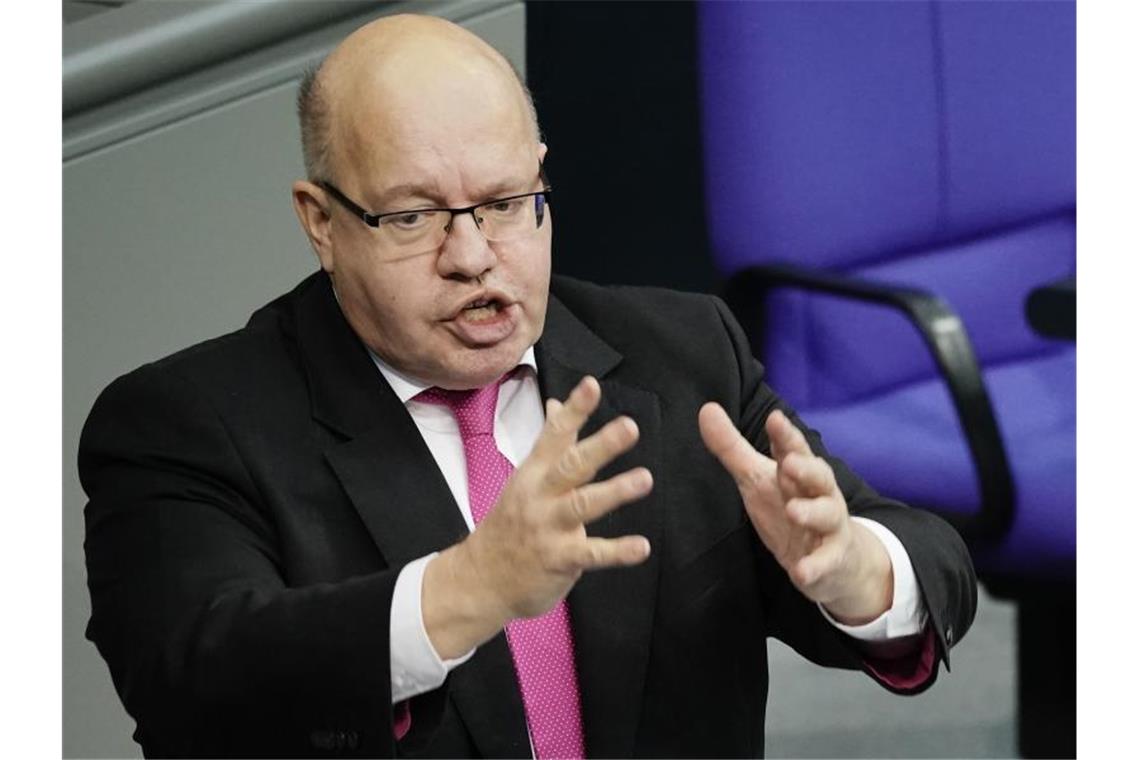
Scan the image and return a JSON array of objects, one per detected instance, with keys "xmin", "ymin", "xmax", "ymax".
[
  {"xmin": 444, "ymin": 291, "xmax": 519, "ymax": 345},
  {"xmin": 459, "ymin": 297, "xmax": 504, "ymax": 323}
]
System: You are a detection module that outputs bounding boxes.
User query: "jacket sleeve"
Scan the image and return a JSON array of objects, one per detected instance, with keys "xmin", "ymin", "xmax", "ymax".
[
  {"xmin": 709, "ymin": 295, "xmax": 978, "ymax": 692},
  {"xmin": 79, "ymin": 363, "xmax": 445, "ymax": 757}
]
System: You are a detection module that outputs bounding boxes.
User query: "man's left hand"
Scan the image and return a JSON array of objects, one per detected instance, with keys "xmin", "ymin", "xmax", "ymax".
[{"xmin": 698, "ymin": 403, "xmax": 893, "ymax": 625}]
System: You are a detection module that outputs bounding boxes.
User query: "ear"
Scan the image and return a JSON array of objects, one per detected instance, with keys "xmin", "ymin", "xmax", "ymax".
[
  {"xmin": 538, "ymin": 142, "xmax": 548, "ymax": 164},
  {"xmin": 291, "ymin": 180, "xmax": 336, "ymax": 273}
]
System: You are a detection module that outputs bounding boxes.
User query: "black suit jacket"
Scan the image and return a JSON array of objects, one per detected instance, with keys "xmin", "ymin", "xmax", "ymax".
[{"xmin": 80, "ymin": 272, "xmax": 976, "ymax": 758}]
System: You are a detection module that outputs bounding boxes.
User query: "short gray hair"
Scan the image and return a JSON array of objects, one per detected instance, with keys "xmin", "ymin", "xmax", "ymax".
[{"xmin": 296, "ymin": 64, "xmax": 332, "ymax": 182}]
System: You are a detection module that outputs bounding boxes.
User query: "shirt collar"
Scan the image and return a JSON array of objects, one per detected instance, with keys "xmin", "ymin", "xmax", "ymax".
[{"xmin": 369, "ymin": 346, "xmax": 538, "ymax": 405}]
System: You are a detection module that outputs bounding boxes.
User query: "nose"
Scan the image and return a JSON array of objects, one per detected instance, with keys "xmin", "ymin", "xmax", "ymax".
[{"xmin": 436, "ymin": 211, "xmax": 497, "ymax": 280}]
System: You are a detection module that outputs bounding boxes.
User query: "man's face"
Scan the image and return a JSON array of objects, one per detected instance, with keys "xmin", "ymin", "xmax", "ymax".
[{"xmin": 316, "ymin": 66, "xmax": 551, "ymax": 390}]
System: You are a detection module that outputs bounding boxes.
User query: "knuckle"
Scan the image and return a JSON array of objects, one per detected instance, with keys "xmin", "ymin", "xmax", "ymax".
[
  {"xmin": 743, "ymin": 466, "xmax": 767, "ymax": 491},
  {"xmin": 546, "ymin": 415, "xmax": 570, "ymax": 437},
  {"xmin": 558, "ymin": 445, "xmax": 587, "ymax": 480},
  {"xmin": 568, "ymin": 488, "xmax": 590, "ymax": 522},
  {"xmin": 815, "ymin": 498, "xmax": 837, "ymax": 524},
  {"xmin": 793, "ymin": 502, "xmax": 811, "ymax": 524}
]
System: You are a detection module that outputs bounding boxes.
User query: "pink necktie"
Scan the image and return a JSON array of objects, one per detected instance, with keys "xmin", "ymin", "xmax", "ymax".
[{"xmin": 417, "ymin": 378, "xmax": 586, "ymax": 760}]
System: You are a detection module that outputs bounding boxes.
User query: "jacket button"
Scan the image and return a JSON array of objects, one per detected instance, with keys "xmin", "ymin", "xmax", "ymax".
[{"xmin": 946, "ymin": 625, "xmax": 954, "ymax": 645}]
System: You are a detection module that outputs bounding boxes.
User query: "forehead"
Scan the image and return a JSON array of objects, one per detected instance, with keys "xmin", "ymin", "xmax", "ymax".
[{"xmin": 332, "ymin": 47, "xmax": 536, "ymax": 196}]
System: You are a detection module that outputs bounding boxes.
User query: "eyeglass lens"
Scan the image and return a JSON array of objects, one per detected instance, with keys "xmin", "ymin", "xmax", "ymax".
[{"xmin": 378, "ymin": 194, "xmax": 546, "ymax": 252}]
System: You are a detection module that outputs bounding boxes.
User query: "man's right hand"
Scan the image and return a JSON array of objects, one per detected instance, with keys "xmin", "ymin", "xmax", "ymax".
[{"xmin": 422, "ymin": 375, "xmax": 654, "ymax": 659}]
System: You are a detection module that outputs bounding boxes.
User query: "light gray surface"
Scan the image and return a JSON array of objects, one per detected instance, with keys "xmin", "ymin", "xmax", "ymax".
[
  {"xmin": 64, "ymin": 1, "xmax": 131, "ymax": 27},
  {"xmin": 64, "ymin": 0, "xmax": 521, "ymax": 160},
  {"xmin": 765, "ymin": 586, "xmax": 1018, "ymax": 758},
  {"xmin": 63, "ymin": 3, "xmax": 526, "ymax": 756},
  {"xmin": 65, "ymin": 0, "xmax": 378, "ymax": 116}
]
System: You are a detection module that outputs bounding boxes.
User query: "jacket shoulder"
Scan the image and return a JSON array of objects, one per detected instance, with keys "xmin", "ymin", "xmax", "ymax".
[
  {"xmin": 548, "ymin": 275, "xmax": 754, "ymax": 381},
  {"xmin": 80, "ymin": 276, "xmax": 318, "ymax": 448},
  {"xmin": 550, "ymin": 275, "xmax": 733, "ymax": 339}
]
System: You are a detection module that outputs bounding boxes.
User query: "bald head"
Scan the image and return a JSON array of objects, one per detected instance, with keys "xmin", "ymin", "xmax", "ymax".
[{"xmin": 297, "ymin": 14, "xmax": 540, "ymax": 182}]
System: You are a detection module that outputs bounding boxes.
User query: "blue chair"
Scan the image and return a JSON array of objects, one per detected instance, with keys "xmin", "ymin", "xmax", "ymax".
[{"xmin": 697, "ymin": 1, "xmax": 1074, "ymax": 755}]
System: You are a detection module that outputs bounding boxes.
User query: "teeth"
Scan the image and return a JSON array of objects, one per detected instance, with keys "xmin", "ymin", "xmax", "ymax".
[{"xmin": 462, "ymin": 302, "xmax": 500, "ymax": 322}]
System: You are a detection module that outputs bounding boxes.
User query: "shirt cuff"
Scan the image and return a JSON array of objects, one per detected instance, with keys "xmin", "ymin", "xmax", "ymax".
[
  {"xmin": 818, "ymin": 517, "xmax": 928, "ymax": 641},
  {"xmin": 390, "ymin": 552, "xmax": 476, "ymax": 704}
]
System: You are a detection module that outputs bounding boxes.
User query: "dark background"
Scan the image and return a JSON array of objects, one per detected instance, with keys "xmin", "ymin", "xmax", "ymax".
[{"xmin": 526, "ymin": 0, "xmax": 719, "ymax": 294}]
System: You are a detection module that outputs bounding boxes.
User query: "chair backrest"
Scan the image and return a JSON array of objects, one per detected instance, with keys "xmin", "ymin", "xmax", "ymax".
[{"xmin": 698, "ymin": 0, "xmax": 1075, "ymax": 408}]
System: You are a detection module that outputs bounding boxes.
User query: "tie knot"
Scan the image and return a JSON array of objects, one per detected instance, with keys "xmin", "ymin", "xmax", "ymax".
[{"xmin": 416, "ymin": 375, "xmax": 510, "ymax": 437}]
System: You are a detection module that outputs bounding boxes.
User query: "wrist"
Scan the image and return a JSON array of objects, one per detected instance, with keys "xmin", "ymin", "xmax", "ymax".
[
  {"xmin": 421, "ymin": 539, "xmax": 511, "ymax": 659},
  {"xmin": 824, "ymin": 522, "xmax": 894, "ymax": 625}
]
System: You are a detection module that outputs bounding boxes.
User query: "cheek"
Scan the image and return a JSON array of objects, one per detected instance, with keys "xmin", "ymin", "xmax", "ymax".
[
  {"xmin": 499, "ymin": 239, "xmax": 552, "ymax": 286},
  {"xmin": 346, "ymin": 250, "xmax": 426, "ymax": 304},
  {"xmin": 349, "ymin": 267, "xmax": 427, "ymax": 330}
]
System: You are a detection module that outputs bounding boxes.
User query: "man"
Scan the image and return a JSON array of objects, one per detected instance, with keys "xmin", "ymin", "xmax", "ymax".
[{"xmin": 80, "ymin": 14, "xmax": 975, "ymax": 758}]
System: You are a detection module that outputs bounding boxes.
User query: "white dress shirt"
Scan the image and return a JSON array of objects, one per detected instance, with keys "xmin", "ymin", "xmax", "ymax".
[{"xmin": 370, "ymin": 351, "xmax": 928, "ymax": 704}]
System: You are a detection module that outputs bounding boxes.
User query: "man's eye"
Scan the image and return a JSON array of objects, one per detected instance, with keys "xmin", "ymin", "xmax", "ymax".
[
  {"xmin": 486, "ymin": 199, "xmax": 524, "ymax": 216},
  {"xmin": 381, "ymin": 211, "xmax": 434, "ymax": 230}
]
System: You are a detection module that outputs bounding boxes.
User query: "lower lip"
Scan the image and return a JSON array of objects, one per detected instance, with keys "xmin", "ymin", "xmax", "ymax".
[{"xmin": 446, "ymin": 302, "xmax": 520, "ymax": 346}]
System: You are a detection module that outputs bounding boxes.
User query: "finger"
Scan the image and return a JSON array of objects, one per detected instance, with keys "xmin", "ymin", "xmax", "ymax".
[
  {"xmin": 791, "ymin": 535, "xmax": 845, "ymax": 590},
  {"xmin": 564, "ymin": 374, "xmax": 601, "ymax": 412},
  {"xmin": 698, "ymin": 402, "xmax": 777, "ymax": 491},
  {"xmin": 766, "ymin": 409, "xmax": 813, "ymax": 463},
  {"xmin": 533, "ymin": 376, "xmax": 601, "ymax": 459},
  {"xmin": 545, "ymin": 415, "xmax": 640, "ymax": 492},
  {"xmin": 572, "ymin": 535, "xmax": 652, "ymax": 571},
  {"xmin": 556, "ymin": 467, "xmax": 653, "ymax": 527},
  {"xmin": 785, "ymin": 495, "xmax": 845, "ymax": 535},
  {"xmin": 779, "ymin": 452, "xmax": 838, "ymax": 499}
]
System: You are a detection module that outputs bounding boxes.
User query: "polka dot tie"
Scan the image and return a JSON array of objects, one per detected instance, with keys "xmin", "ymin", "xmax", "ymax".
[{"xmin": 417, "ymin": 377, "xmax": 586, "ymax": 760}]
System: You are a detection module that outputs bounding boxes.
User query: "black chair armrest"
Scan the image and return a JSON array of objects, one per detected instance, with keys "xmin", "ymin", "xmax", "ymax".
[
  {"xmin": 1025, "ymin": 276, "xmax": 1075, "ymax": 340},
  {"xmin": 723, "ymin": 263, "xmax": 1014, "ymax": 541}
]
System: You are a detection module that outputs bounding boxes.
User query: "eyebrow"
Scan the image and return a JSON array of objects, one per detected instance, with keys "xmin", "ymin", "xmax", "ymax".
[
  {"xmin": 372, "ymin": 174, "xmax": 534, "ymax": 211},
  {"xmin": 370, "ymin": 182, "xmax": 443, "ymax": 210}
]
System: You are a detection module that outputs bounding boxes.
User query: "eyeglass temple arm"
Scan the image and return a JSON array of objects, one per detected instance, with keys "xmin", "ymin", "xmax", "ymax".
[{"xmin": 319, "ymin": 181, "xmax": 380, "ymax": 226}]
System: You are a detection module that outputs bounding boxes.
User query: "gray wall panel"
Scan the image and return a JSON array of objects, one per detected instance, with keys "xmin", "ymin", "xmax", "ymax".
[{"xmin": 63, "ymin": 3, "xmax": 525, "ymax": 756}]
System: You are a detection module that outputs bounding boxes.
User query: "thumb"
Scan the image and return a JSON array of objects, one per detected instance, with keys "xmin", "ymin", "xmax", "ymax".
[{"xmin": 699, "ymin": 402, "xmax": 776, "ymax": 489}]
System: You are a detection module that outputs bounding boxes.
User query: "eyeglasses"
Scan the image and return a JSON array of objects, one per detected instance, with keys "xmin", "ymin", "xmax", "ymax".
[{"xmin": 320, "ymin": 166, "xmax": 552, "ymax": 256}]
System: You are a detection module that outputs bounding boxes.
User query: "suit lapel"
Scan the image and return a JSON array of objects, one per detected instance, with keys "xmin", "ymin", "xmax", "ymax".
[
  {"xmin": 324, "ymin": 419, "xmax": 531, "ymax": 758},
  {"xmin": 294, "ymin": 273, "xmax": 470, "ymax": 566},
  {"xmin": 295, "ymin": 276, "xmax": 661, "ymax": 757},
  {"xmin": 537, "ymin": 296, "xmax": 662, "ymax": 759},
  {"xmin": 295, "ymin": 275, "xmax": 531, "ymax": 755}
]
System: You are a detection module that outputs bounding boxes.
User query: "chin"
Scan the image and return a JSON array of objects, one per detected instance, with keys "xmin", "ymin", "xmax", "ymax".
[{"xmin": 438, "ymin": 342, "xmax": 529, "ymax": 390}]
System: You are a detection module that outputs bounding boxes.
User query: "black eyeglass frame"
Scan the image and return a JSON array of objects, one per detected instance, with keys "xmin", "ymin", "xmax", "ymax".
[{"xmin": 319, "ymin": 165, "xmax": 552, "ymax": 232}]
